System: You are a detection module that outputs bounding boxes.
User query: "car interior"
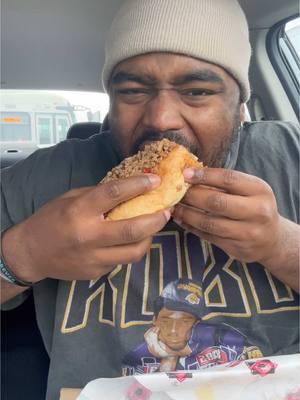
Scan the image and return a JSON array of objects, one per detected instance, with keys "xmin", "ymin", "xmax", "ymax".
[{"xmin": 1, "ymin": 0, "xmax": 299, "ymax": 399}]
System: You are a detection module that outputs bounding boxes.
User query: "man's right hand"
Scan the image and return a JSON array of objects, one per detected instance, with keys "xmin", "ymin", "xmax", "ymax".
[{"xmin": 1, "ymin": 174, "xmax": 170, "ymax": 284}]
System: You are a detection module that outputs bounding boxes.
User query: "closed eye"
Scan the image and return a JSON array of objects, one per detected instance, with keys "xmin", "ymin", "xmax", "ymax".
[
  {"xmin": 116, "ymin": 88, "xmax": 150, "ymax": 95},
  {"xmin": 179, "ymin": 88, "xmax": 215, "ymax": 96}
]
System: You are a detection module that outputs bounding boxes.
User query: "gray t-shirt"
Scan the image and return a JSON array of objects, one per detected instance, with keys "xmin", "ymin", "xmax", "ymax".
[{"xmin": 1, "ymin": 121, "xmax": 299, "ymax": 399}]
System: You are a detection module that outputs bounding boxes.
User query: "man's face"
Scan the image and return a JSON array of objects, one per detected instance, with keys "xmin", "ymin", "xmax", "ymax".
[
  {"xmin": 108, "ymin": 52, "xmax": 244, "ymax": 167},
  {"xmin": 154, "ymin": 307, "xmax": 197, "ymax": 351}
]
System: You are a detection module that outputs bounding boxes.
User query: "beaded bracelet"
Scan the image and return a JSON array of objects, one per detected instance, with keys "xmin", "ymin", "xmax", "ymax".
[{"xmin": 0, "ymin": 257, "xmax": 33, "ymax": 287}]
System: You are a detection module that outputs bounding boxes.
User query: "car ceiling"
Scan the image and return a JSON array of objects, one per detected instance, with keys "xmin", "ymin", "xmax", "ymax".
[{"xmin": 1, "ymin": 0, "xmax": 298, "ymax": 92}]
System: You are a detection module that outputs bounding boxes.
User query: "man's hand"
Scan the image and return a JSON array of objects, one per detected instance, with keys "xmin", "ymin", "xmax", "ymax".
[
  {"xmin": 145, "ymin": 327, "xmax": 169, "ymax": 357},
  {"xmin": 172, "ymin": 168, "xmax": 299, "ymax": 291},
  {"xmin": 1, "ymin": 174, "xmax": 170, "ymax": 284}
]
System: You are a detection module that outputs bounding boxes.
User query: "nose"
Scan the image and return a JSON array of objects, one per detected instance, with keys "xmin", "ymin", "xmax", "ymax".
[
  {"xmin": 170, "ymin": 320, "xmax": 178, "ymax": 335},
  {"xmin": 141, "ymin": 89, "xmax": 184, "ymax": 133}
]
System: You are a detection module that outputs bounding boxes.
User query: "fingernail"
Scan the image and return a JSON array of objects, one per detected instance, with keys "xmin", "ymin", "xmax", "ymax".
[
  {"xmin": 163, "ymin": 209, "xmax": 171, "ymax": 222},
  {"xmin": 146, "ymin": 174, "xmax": 161, "ymax": 187},
  {"xmin": 183, "ymin": 168, "xmax": 195, "ymax": 179},
  {"xmin": 184, "ymin": 168, "xmax": 205, "ymax": 180},
  {"xmin": 194, "ymin": 169, "xmax": 205, "ymax": 179}
]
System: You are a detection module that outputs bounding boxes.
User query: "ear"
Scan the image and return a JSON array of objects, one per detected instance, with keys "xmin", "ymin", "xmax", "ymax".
[{"xmin": 239, "ymin": 103, "xmax": 246, "ymax": 124}]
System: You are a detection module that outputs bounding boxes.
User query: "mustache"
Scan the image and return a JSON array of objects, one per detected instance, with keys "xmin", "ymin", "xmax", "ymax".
[{"xmin": 131, "ymin": 130, "xmax": 200, "ymax": 157}]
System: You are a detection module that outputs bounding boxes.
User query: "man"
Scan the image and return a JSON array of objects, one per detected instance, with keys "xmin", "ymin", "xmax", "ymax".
[
  {"xmin": 1, "ymin": 0, "xmax": 299, "ymax": 398},
  {"xmin": 123, "ymin": 279, "xmax": 263, "ymax": 375}
]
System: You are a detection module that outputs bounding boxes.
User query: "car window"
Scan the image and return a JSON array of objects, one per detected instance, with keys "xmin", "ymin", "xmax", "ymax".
[
  {"xmin": 0, "ymin": 90, "xmax": 110, "ymax": 149},
  {"xmin": 285, "ymin": 18, "xmax": 300, "ymax": 57},
  {"xmin": 56, "ymin": 115, "xmax": 71, "ymax": 142},
  {"xmin": 36, "ymin": 114, "xmax": 54, "ymax": 146},
  {"xmin": 280, "ymin": 18, "xmax": 300, "ymax": 89},
  {"xmin": 268, "ymin": 17, "xmax": 300, "ymax": 116},
  {"xmin": 0, "ymin": 112, "xmax": 32, "ymax": 142}
]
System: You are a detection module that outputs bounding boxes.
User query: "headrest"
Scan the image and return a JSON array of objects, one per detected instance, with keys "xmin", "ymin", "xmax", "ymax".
[{"xmin": 66, "ymin": 122, "xmax": 102, "ymax": 140}]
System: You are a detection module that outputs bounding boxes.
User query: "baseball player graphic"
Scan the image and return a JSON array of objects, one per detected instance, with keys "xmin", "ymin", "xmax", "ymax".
[{"xmin": 123, "ymin": 278, "xmax": 262, "ymax": 375}]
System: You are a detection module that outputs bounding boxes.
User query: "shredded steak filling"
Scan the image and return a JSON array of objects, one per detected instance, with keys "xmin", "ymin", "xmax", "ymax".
[{"xmin": 101, "ymin": 139, "xmax": 177, "ymax": 183}]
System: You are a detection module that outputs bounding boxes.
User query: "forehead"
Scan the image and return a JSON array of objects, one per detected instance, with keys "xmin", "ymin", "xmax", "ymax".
[
  {"xmin": 158, "ymin": 307, "xmax": 195, "ymax": 320},
  {"xmin": 111, "ymin": 52, "xmax": 236, "ymax": 87}
]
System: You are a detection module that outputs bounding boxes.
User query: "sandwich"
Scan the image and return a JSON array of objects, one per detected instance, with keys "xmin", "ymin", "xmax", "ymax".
[{"xmin": 102, "ymin": 138, "xmax": 203, "ymax": 221}]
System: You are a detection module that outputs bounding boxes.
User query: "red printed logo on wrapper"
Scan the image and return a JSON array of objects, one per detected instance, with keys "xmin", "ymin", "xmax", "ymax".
[
  {"xmin": 285, "ymin": 387, "xmax": 300, "ymax": 400},
  {"xmin": 167, "ymin": 372, "xmax": 193, "ymax": 383},
  {"xmin": 126, "ymin": 382, "xmax": 152, "ymax": 400},
  {"xmin": 246, "ymin": 359, "xmax": 278, "ymax": 377},
  {"xmin": 175, "ymin": 373, "xmax": 188, "ymax": 383}
]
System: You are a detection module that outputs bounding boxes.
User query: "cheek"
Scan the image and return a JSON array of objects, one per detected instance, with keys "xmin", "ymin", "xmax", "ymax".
[
  {"xmin": 201, "ymin": 101, "xmax": 237, "ymax": 128},
  {"xmin": 189, "ymin": 102, "xmax": 238, "ymax": 144},
  {"xmin": 185, "ymin": 326, "xmax": 193, "ymax": 338},
  {"xmin": 109, "ymin": 102, "xmax": 141, "ymax": 155}
]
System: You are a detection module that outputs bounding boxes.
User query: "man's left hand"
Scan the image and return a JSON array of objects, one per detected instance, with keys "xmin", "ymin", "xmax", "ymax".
[{"xmin": 172, "ymin": 168, "xmax": 299, "ymax": 291}]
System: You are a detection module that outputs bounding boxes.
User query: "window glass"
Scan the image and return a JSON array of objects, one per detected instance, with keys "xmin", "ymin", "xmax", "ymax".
[
  {"xmin": 270, "ymin": 16, "xmax": 300, "ymax": 115},
  {"xmin": 55, "ymin": 115, "xmax": 71, "ymax": 142},
  {"xmin": 285, "ymin": 18, "xmax": 300, "ymax": 56},
  {"xmin": 36, "ymin": 115, "xmax": 53, "ymax": 145},
  {"xmin": 279, "ymin": 18, "xmax": 300, "ymax": 88},
  {"xmin": 0, "ymin": 112, "xmax": 32, "ymax": 142}
]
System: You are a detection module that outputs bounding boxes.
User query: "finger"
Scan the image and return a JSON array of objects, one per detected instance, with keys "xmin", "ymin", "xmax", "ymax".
[
  {"xmin": 102, "ymin": 210, "xmax": 171, "ymax": 246},
  {"xmin": 91, "ymin": 237, "xmax": 153, "ymax": 268},
  {"xmin": 175, "ymin": 219, "xmax": 236, "ymax": 253},
  {"xmin": 86, "ymin": 209, "xmax": 171, "ymax": 247},
  {"xmin": 183, "ymin": 168, "xmax": 270, "ymax": 196},
  {"xmin": 173, "ymin": 203, "xmax": 240, "ymax": 239},
  {"xmin": 182, "ymin": 186, "xmax": 251, "ymax": 220},
  {"xmin": 78, "ymin": 174, "xmax": 161, "ymax": 215}
]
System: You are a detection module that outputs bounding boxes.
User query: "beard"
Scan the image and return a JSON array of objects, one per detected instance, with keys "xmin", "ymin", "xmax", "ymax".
[{"xmin": 110, "ymin": 110, "xmax": 241, "ymax": 168}]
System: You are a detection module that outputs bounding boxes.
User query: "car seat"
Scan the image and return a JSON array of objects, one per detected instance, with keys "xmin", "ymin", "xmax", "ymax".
[{"xmin": 66, "ymin": 122, "xmax": 102, "ymax": 139}]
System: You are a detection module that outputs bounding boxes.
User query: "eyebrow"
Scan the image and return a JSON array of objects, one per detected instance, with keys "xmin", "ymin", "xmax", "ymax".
[
  {"xmin": 170, "ymin": 69, "xmax": 225, "ymax": 86},
  {"xmin": 111, "ymin": 68, "xmax": 225, "ymax": 87},
  {"xmin": 111, "ymin": 71, "xmax": 157, "ymax": 86}
]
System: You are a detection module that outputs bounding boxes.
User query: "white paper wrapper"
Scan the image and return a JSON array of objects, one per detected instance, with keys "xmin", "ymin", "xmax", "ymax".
[{"xmin": 77, "ymin": 354, "xmax": 300, "ymax": 400}]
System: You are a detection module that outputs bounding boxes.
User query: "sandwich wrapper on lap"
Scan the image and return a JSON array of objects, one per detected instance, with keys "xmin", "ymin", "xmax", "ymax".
[{"xmin": 60, "ymin": 354, "xmax": 300, "ymax": 400}]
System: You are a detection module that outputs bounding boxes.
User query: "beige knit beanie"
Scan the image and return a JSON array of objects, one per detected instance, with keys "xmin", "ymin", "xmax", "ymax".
[{"xmin": 102, "ymin": 0, "xmax": 251, "ymax": 102}]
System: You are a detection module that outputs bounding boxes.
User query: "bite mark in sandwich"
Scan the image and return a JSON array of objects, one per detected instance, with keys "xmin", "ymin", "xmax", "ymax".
[{"xmin": 102, "ymin": 139, "xmax": 204, "ymax": 220}]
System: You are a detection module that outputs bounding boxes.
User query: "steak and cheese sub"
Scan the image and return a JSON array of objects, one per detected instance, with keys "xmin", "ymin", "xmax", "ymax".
[{"xmin": 101, "ymin": 138, "xmax": 203, "ymax": 221}]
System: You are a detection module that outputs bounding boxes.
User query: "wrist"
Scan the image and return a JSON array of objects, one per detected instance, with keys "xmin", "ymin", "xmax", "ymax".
[
  {"xmin": 0, "ymin": 256, "xmax": 33, "ymax": 287},
  {"xmin": 258, "ymin": 217, "xmax": 299, "ymax": 276},
  {"xmin": 1, "ymin": 225, "xmax": 43, "ymax": 284}
]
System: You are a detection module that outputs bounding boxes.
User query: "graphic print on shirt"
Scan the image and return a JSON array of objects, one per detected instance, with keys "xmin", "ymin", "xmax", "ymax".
[
  {"xmin": 122, "ymin": 278, "xmax": 263, "ymax": 376},
  {"xmin": 61, "ymin": 229, "xmax": 299, "ymax": 333}
]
